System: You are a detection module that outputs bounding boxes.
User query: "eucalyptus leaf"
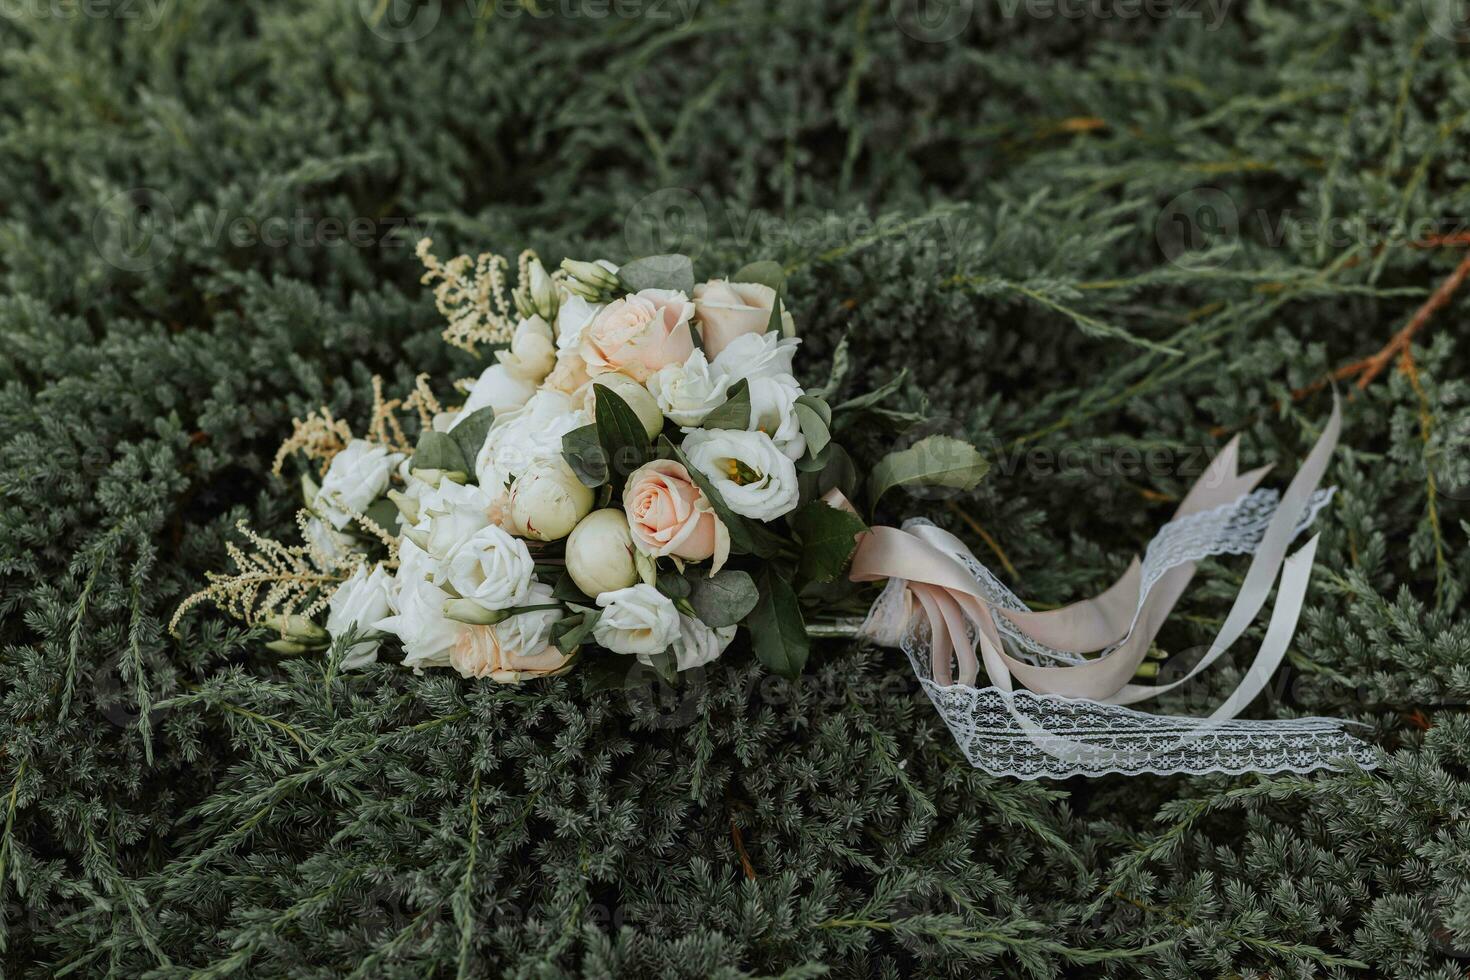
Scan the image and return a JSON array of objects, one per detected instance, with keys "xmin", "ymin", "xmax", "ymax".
[
  {"xmin": 815, "ymin": 333, "xmax": 851, "ymax": 399},
  {"xmin": 617, "ymin": 254, "xmax": 695, "ymax": 295},
  {"xmin": 748, "ymin": 569, "xmax": 808, "ymax": 678},
  {"xmin": 449, "ymin": 407, "xmax": 494, "ymax": 465},
  {"xmin": 593, "ymin": 386, "xmax": 651, "ymax": 490},
  {"xmin": 562, "ymin": 424, "xmax": 609, "ymax": 487},
  {"xmin": 869, "ymin": 435, "xmax": 990, "ymax": 508},
  {"xmin": 412, "ymin": 430, "xmax": 469, "ymax": 474},
  {"xmin": 834, "ymin": 367, "xmax": 908, "ymax": 414},
  {"xmin": 700, "ymin": 378, "xmax": 752, "ymax": 430},
  {"xmin": 552, "ymin": 609, "xmax": 601, "ymax": 655},
  {"xmin": 687, "ymin": 569, "xmax": 759, "ymax": 628},
  {"xmin": 793, "ymin": 399, "xmax": 831, "ymax": 457},
  {"xmin": 789, "ymin": 500, "xmax": 867, "ymax": 583}
]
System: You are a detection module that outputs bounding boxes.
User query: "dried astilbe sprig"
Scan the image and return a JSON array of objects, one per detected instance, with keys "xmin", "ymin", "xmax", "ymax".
[
  {"xmin": 272, "ymin": 408, "xmax": 353, "ymax": 477},
  {"xmin": 400, "ymin": 373, "xmax": 444, "ymax": 428},
  {"xmin": 169, "ymin": 520, "xmax": 360, "ymax": 637},
  {"xmin": 368, "ymin": 375, "xmax": 413, "ymax": 454},
  {"xmin": 416, "ymin": 237, "xmax": 516, "ymax": 353}
]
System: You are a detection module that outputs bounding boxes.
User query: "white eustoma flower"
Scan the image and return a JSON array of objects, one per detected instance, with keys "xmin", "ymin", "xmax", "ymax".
[
  {"xmin": 565, "ymin": 509, "xmax": 640, "ymax": 598},
  {"xmin": 745, "ymin": 375, "xmax": 807, "ymax": 461},
  {"xmin": 457, "ymin": 363, "xmax": 537, "ymax": 419},
  {"xmin": 443, "ymin": 524, "xmax": 535, "ymax": 612},
  {"xmin": 326, "ymin": 563, "xmax": 395, "ymax": 670},
  {"xmin": 315, "ymin": 439, "xmax": 402, "ymax": 529},
  {"xmin": 506, "ymin": 457, "xmax": 594, "ymax": 541},
  {"xmin": 593, "ymin": 584, "xmax": 680, "ymax": 656},
  {"xmin": 647, "ymin": 349, "xmax": 731, "ymax": 426},
  {"xmin": 651, "ymin": 614, "xmax": 737, "ymax": 672},
  {"xmin": 374, "ymin": 540, "xmax": 458, "ymax": 671},
  {"xmin": 475, "ymin": 390, "xmax": 589, "ymax": 493},
  {"xmin": 681, "ymin": 428, "xmax": 800, "ymax": 521},
  {"xmin": 711, "ymin": 331, "xmax": 801, "ymax": 384}
]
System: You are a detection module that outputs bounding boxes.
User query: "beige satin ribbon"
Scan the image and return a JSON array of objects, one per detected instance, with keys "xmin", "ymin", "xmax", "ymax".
[{"xmin": 844, "ymin": 399, "xmax": 1341, "ymax": 714}]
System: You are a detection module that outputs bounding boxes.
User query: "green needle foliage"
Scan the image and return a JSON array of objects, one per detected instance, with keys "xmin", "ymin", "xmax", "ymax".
[{"xmin": 2, "ymin": 0, "xmax": 1469, "ymax": 976}]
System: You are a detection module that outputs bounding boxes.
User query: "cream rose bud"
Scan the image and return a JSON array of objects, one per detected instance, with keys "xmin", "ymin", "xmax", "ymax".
[
  {"xmin": 654, "ymin": 614, "xmax": 737, "ymax": 672},
  {"xmin": 458, "ymin": 363, "xmax": 537, "ymax": 418},
  {"xmin": 584, "ymin": 372, "xmax": 664, "ymax": 439},
  {"xmin": 443, "ymin": 524, "xmax": 536, "ymax": 612},
  {"xmin": 449, "ymin": 582, "xmax": 573, "ymax": 683},
  {"xmin": 593, "ymin": 584, "xmax": 680, "ymax": 657},
  {"xmin": 326, "ymin": 564, "xmax": 395, "ymax": 670},
  {"xmin": 495, "ymin": 315, "xmax": 557, "ymax": 382},
  {"xmin": 579, "ymin": 288, "xmax": 696, "ymax": 382},
  {"xmin": 506, "ymin": 457, "xmax": 594, "ymax": 541},
  {"xmin": 623, "ymin": 460, "xmax": 729, "ymax": 572},
  {"xmin": 316, "ymin": 439, "xmax": 403, "ymax": 530},
  {"xmin": 681, "ymin": 428, "xmax": 800, "ymax": 521},
  {"xmin": 647, "ymin": 349, "xmax": 730, "ymax": 426},
  {"xmin": 693, "ymin": 279, "xmax": 796, "ymax": 358},
  {"xmin": 565, "ymin": 509, "xmax": 639, "ymax": 597}
]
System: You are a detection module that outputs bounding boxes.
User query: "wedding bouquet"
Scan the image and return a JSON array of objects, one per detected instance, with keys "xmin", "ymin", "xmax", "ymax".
[{"xmin": 173, "ymin": 244, "xmax": 987, "ymax": 686}]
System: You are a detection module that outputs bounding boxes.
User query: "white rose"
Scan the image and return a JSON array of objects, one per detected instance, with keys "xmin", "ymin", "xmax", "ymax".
[
  {"xmin": 326, "ymin": 563, "xmax": 395, "ymax": 670},
  {"xmin": 593, "ymin": 584, "xmax": 679, "ymax": 656},
  {"xmin": 647, "ymin": 349, "xmax": 731, "ymax": 426},
  {"xmin": 649, "ymin": 614, "xmax": 736, "ymax": 672},
  {"xmin": 458, "ymin": 363, "xmax": 537, "ymax": 419},
  {"xmin": 565, "ymin": 509, "xmax": 640, "ymax": 597},
  {"xmin": 681, "ymin": 429, "xmax": 800, "ymax": 521},
  {"xmin": 449, "ymin": 582, "xmax": 572, "ymax": 682},
  {"xmin": 711, "ymin": 331, "xmax": 801, "ymax": 384},
  {"xmin": 412, "ymin": 480, "xmax": 503, "ymax": 561},
  {"xmin": 442, "ymin": 524, "xmax": 535, "ymax": 612},
  {"xmin": 745, "ymin": 375, "xmax": 807, "ymax": 461},
  {"xmin": 475, "ymin": 390, "xmax": 588, "ymax": 493},
  {"xmin": 583, "ymin": 372, "xmax": 664, "ymax": 439},
  {"xmin": 495, "ymin": 315, "xmax": 556, "ymax": 382},
  {"xmin": 506, "ymin": 457, "xmax": 594, "ymax": 541},
  {"xmin": 315, "ymin": 439, "xmax": 402, "ymax": 529},
  {"xmin": 374, "ymin": 540, "xmax": 459, "ymax": 671}
]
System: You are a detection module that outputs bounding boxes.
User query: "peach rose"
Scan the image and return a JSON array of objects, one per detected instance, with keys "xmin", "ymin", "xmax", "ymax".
[
  {"xmin": 692, "ymin": 279, "xmax": 795, "ymax": 358},
  {"xmin": 622, "ymin": 459, "xmax": 729, "ymax": 573},
  {"xmin": 580, "ymin": 288, "xmax": 696, "ymax": 382}
]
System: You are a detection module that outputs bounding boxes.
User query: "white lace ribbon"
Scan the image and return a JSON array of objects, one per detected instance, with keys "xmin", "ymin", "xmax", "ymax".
[{"xmin": 850, "ymin": 399, "xmax": 1377, "ymax": 779}]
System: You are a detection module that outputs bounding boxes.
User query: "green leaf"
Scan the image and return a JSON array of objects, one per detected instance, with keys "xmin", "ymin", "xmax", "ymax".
[
  {"xmin": 834, "ymin": 367, "xmax": 908, "ymax": 415},
  {"xmin": 731, "ymin": 260, "xmax": 785, "ymax": 291},
  {"xmin": 552, "ymin": 572, "xmax": 591, "ymax": 605},
  {"xmin": 593, "ymin": 386, "xmax": 651, "ymax": 490},
  {"xmin": 814, "ymin": 333, "xmax": 850, "ymax": 399},
  {"xmin": 617, "ymin": 254, "xmax": 695, "ymax": 295},
  {"xmin": 449, "ymin": 407, "xmax": 494, "ymax": 466},
  {"xmin": 789, "ymin": 500, "xmax": 867, "ymax": 583},
  {"xmin": 793, "ymin": 396, "xmax": 831, "ymax": 457},
  {"xmin": 562, "ymin": 423, "xmax": 609, "ymax": 487},
  {"xmin": 412, "ymin": 430, "xmax": 469, "ymax": 473},
  {"xmin": 360, "ymin": 497, "xmax": 401, "ymax": 536},
  {"xmin": 552, "ymin": 609, "xmax": 601, "ymax": 655},
  {"xmin": 687, "ymin": 569, "xmax": 759, "ymax": 628},
  {"xmin": 700, "ymin": 378, "xmax": 752, "ymax": 430},
  {"xmin": 869, "ymin": 435, "xmax": 990, "ymax": 508},
  {"xmin": 748, "ymin": 569, "xmax": 808, "ymax": 678},
  {"xmin": 656, "ymin": 569, "xmax": 691, "ymax": 600}
]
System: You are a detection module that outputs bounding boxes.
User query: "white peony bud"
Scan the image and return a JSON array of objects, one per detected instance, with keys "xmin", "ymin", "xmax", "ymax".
[
  {"xmin": 584, "ymin": 372, "xmax": 664, "ymax": 439},
  {"xmin": 506, "ymin": 457, "xmax": 594, "ymax": 541},
  {"xmin": 593, "ymin": 584, "xmax": 680, "ymax": 657},
  {"xmin": 565, "ymin": 509, "xmax": 639, "ymax": 598}
]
